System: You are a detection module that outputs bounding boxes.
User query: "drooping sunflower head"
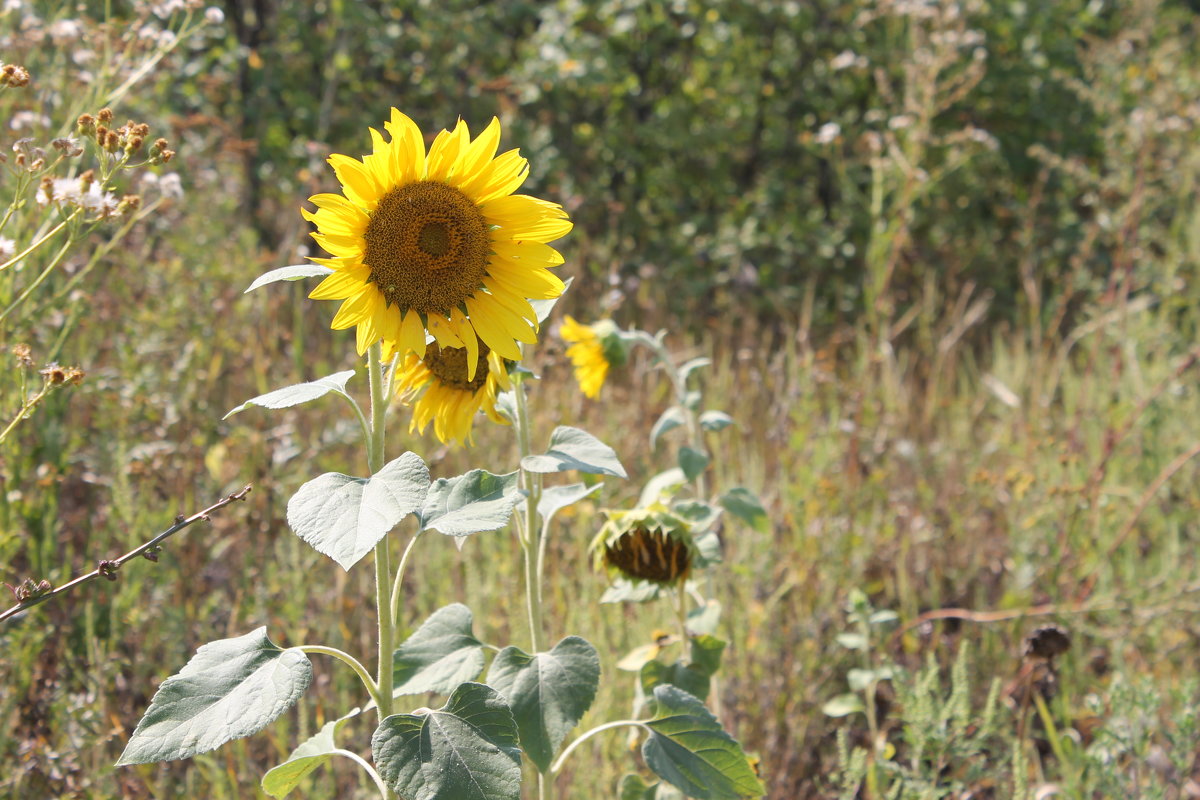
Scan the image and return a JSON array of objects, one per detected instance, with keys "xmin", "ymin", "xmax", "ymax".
[
  {"xmin": 560, "ymin": 316, "xmax": 627, "ymax": 399},
  {"xmin": 590, "ymin": 506, "xmax": 697, "ymax": 586},
  {"xmin": 394, "ymin": 338, "xmax": 511, "ymax": 446},
  {"xmin": 304, "ymin": 110, "xmax": 571, "ymax": 362}
]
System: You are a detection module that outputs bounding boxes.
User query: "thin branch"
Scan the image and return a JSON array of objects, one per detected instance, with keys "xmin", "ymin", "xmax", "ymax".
[{"xmin": 1, "ymin": 485, "xmax": 252, "ymax": 623}]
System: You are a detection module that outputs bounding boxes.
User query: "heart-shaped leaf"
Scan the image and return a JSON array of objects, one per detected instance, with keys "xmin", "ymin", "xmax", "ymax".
[
  {"xmin": 642, "ymin": 686, "xmax": 764, "ymax": 799},
  {"xmin": 487, "ymin": 636, "xmax": 601, "ymax": 772},
  {"xmin": 261, "ymin": 707, "xmax": 362, "ymax": 798},
  {"xmin": 640, "ymin": 636, "xmax": 726, "ymax": 702},
  {"xmin": 392, "ymin": 604, "xmax": 485, "ymax": 695},
  {"xmin": 718, "ymin": 487, "xmax": 768, "ymax": 534},
  {"xmin": 244, "ymin": 264, "xmax": 333, "ymax": 293},
  {"xmin": 225, "ymin": 371, "xmax": 356, "ymax": 419},
  {"xmin": 537, "ymin": 482, "xmax": 602, "ymax": 525},
  {"xmin": 419, "ymin": 469, "xmax": 521, "ymax": 537},
  {"xmin": 287, "ymin": 452, "xmax": 430, "ymax": 570},
  {"xmin": 117, "ymin": 628, "xmax": 312, "ymax": 766},
  {"xmin": 521, "ymin": 426, "xmax": 627, "ymax": 478},
  {"xmin": 678, "ymin": 447, "xmax": 710, "ymax": 481},
  {"xmin": 372, "ymin": 682, "xmax": 521, "ymax": 800}
]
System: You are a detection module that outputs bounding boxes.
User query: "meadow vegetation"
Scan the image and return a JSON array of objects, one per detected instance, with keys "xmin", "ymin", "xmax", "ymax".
[{"xmin": 2, "ymin": 0, "xmax": 1200, "ymax": 797}]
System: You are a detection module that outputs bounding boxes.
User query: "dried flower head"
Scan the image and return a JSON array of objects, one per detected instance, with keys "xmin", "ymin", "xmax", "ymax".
[
  {"xmin": 0, "ymin": 63, "xmax": 31, "ymax": 88},
  {"xmin": 40, "ymin": 363, "xmax": 84, "ymax": 385},
  {"xmin": 591, "ymin": 505, "xmax": 698, "ymax": 586},
  {"xmin": 11, "ymin": 343, "xmax": 34, "ymax": 367},
  {"xmin": 97, "ymin": 107, "xmax": 113, "ymax": 124}
]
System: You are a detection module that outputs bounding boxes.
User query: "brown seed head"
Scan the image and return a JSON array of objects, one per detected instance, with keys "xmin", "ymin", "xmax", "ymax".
[
  {"xmin": 76, "ymin": 113, "xmax": 95, "ymax": 135},
  {"xmin": 41, "ymin": 363, "xmax": 69, "ymax": 385},
  {"xmin": 1, "ymin": 64, "xmax": 31, "ymax": 88},
  {"xmin": 117, "ymin": 194, "xmax": 141, "ymax": 215},
  {"xmin": 12, "ymin": 343, "xmax": 34, "ymax": 367},
  {"xmin": 97, "ymin": 107, "xmax": 113, "ymax": 123},
  {"xmin": 125, "ymin": 135, "xmax": 144, "ymax": 154},
  {"xmin": 79, "ymin": 169, "xmax": 95, "ymax": 190},
  {"xmin": 103, "ymin": 131, "xmax": 120, "ymax": 152}
]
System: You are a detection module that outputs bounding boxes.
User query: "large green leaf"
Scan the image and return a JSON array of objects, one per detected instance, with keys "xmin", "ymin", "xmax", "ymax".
[
  {"xmin": 286, "ymin": 452, "xmax": 430, "ymax": 570},
  {"xmin": 487, "ymin": 636, "xmax": 601, "ymax": 772},
  {"xmin": 244, "ymin": 264, "xmax": 333, "ymax": 293},
  {"xmin": 224, "ymin": 371, "xmax": 356, "ymax": 419},
  {"xmin": 521, "ymin": 426, "xmax": 627, "ymax": 478},
  {"xmin": 392, "ymin": 604, "xmax": 485, "ymax": 695},
  {"xmin": 537, "ymin": 482, "xmax": 602, "ymax": 525},
  {"xmin": 372, "ymin": 682, "xmax": 522, "ymax": 800},
  {"xmin": 419, "ymin": 469, "xmax": 521, "ymax": 538},
  {"xmin": 261, "ymin": 708, "xmax": 361, "ymax": 798},
  {"xmin": 621, "ymin": 775, "xmax": 685, "ymax": 800},
  {"xmin": 640, "ymin": 636, "xmax": 726, "ymax": 702},
  {"xmin": 678, "ymin": 447, "xmax": 710, "ymax": 481},
  {"xmin": 642, "ymin": 686, "xmax": 764, "ymax": 799},
  {"xmin": 117, "ymin": 628, "xmax": 312, "ymax": 766},
  {"xmin": 718, "ymin": 487, "xmax": 768, "ymax": 534}
]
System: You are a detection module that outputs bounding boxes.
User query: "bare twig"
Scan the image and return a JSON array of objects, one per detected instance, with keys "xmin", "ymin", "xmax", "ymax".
[{"xmin": 0, "ymin": 485, "xmax": 252, "ymax": 623}]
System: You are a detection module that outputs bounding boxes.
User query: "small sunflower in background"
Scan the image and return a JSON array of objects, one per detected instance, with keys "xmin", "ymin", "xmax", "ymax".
[
  {"xmin": 560, "ymin": 316, "xmax": 627, "ymax": 398},
  {"xmin": 393, "ymin": 339, "xmax": 510, "ymax": 446},
  {"xmin": 304, "ymin": 109, "xmax": 571, "ymax": 370},
  {"xmin": 591, "ymin": 506, "xmax": 697, "ymax": 586}
]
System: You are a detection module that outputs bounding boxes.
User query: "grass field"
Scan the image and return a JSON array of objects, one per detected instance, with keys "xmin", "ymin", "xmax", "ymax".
[{"xmin": 3, "ymin": 1, "xmax": 1200, "ymax": 798}]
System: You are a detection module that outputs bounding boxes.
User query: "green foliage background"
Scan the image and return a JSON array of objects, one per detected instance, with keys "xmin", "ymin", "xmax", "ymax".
[{"xmin": 2, "ymin": 0, "xmax": 1200, "ymax": 797}]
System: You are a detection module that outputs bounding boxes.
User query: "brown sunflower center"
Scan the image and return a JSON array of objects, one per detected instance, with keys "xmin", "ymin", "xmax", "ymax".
[
  {"xmin": 605, "ymin": 527, "xmax": 691, "ymax": 584},
  {"xmin": 424, "ymin": 341, "xmax": 491, "ymax": 393},
  {"xmin": 363, "ymin": 181, "xmax": 491, "ymax": 314}
]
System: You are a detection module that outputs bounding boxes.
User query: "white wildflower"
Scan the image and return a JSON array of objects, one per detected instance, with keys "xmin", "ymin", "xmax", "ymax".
[
  {"xmin": 829, "ymin": 50, "xmax": 864, "ymax": 71},
  {"xmin": 888, "ymin": 114, "xmax": 913, "ymax": 130},
  {"xmin": 47, "ymin": 18, "xmax": 82, "ymax": 42},
  {"xmin": 814, "ymin": 122, "xmax": 841, "ymax": 144},
  {"xmin": 0, "ymin": 236, "xmax": 14, "ymax": 259},
  {"xmin": 80, "ymin": 183, "xmax": 118, "ymax": 216},
  {"xmin": 204, "ymin": 6, "xmax": 224, "ymax": 24}
]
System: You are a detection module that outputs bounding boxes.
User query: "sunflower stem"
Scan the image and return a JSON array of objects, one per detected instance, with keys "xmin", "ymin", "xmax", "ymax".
[
  {"xmin": 512, "ymin": 373, "xmax": 545, "ymax": 656},
  {"xmin": 366, "ymin": 343, "xmax": 397, "ymax": 800}
]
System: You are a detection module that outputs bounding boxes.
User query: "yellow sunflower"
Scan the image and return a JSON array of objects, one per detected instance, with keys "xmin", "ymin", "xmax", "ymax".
[
  {"xmin": 561, "ymin": 315, "xmax": 622, "ymax": 398},
  {"xmin": 394, "ymin": 339, "xmax": 511, "ymax": 446},
  {"xmin": 303, "ymin": 110, "xmax": 570, "ymax": 374}
]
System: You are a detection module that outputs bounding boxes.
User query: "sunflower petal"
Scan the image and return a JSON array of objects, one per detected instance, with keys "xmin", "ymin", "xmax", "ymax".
[
  {"xmin": 309, "ymin": 264, "xmax": 372, "ymax": 300},
  {"xmin": 453, "ymin": 117, "xmax": 502, "ymax": 188},
  {"xmin": 490, "ymin": 240, "xmax": 566, "ymax": 269},
  {"xmin": 427, "ymin": 120, "xmax": 469, "ymax": 182},
  {"xmin": 328, "ymin": 154, "xmax": 380, "ymax": 209},
  {"xmin": 330, "ymin": 288, "xmax": 376, "ymax": 330},
  {"xmin": 465, "ymin": 296, "xmax": 523, "ymax": 360}
]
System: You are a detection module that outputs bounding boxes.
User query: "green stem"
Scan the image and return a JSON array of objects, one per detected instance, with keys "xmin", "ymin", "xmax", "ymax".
[
  {"xmin": 676, "ymin": 584, "xmax": 689, "ymax": 644},
  {"xmin": 0, "ymin": 211, "xmax": 76, "ymax": 272},
  {"xmin": 389, "ymin": 530, "xmax": 423, "ymax": 624},
  {"xmin": 550, "ymin": 720, "xmax": 649, "ymax": 775},
  {"xmin": 298, "ymin": 645, "xmax": 381, "ymax": 709},
  {"xmin": 331, "ymin": 748, "xmax": 391, "ymax": 800},
  {"xmin": 512, "ymin": 374, "xmax": 545, "ymax": 655},
  {"xmin": 0, "ymin": 235, "xmax": 76, "ymax": 324}
]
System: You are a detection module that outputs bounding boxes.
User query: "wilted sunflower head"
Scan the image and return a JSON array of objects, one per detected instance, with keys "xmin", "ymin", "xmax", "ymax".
[
  {"xmin": 560, "ymin": 316, "xmax": 627, "ymax": 399},
  {"xmin": 303, "ymin": 110, "xmax": 571, "ymax": 363},
  {"xmin": 394, "ymin": 338, "xmax": 512, "ymax": 446},
  {"xmin": 590, "ymin": 506, "xmax": 697, "ymax": 586}
]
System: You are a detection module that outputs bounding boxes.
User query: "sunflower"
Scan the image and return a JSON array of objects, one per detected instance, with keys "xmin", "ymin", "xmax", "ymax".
[
  {"xmin": 590, "ymin": 506, "xmax": 697, "ymax": 586},
  {"xmin": 303, "ymin": 110, "xmax": 570, "ymax": 372},
  {"xmin": 560, "ymin": 316, "xmax": 626, "ymax": 398},
  {"xmin": 393, "ymin": 338, "xmax": 511, "ymax": 446}
]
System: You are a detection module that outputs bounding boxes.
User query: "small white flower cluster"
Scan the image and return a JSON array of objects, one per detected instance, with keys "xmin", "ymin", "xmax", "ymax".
[
  {"xmin": 0, "ymin": 236, "xmax": 15, "ymax": 259},
  {"xmin": 830, "ymin": 50, "xmax": 867, "ymax": 71},
  {"xmin": 814, "ymin": 122, "xmax": 841, "ymax": 145},
  {"xmin": 141, "ymin": 171, "xmax": 184, "ymax": 200},
  {"xmin": 36, "ymin": 177, "xmax": 119, "ymax": 217}
]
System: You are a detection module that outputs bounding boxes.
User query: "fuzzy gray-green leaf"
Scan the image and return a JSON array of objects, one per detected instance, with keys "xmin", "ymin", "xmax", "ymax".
[
  {"xmin": 224, "ymin": 370, "xmax": 355, "ymax": 419},
  {"xmin": 718, "ymin": 487, "xmax": 768, "ymax": 534},
  {"xmin": 372, "ymin": 682, "xmax": 521, "ymax": 800},
  {"xmin": 261, "ymin": 707, "xmax": 361, "ymax": 797},
  {"xmin": 487, "ymin": 636, "xmax": 601, "ymax": 772},
  {"xmin": 642, "ymin": 685, "xmax": 764, "ymax": 799},
  {"xmin": 286, "ymin": 452, "xmax": 430, "ymax": 570},
  {"xmin": 650, "ymin": 407, "xmax": 686, "ymax": 449},
  {"xmin": 117, "ymin": 628, "xmax": 312, "ymax": 766},
  {"xmin": 537, "ymin": 482, "xmax": 602, "ymax": 525},
  {"xmin": 419, "ymin": 469, "xmax": 521, "ymax": 537},
  {"xmin": 392, "ymin": 604, "xmax": 485, "ymax": 695},
  {"xmin": 244, "ymin": 264, "xmax": 333, "ymax": 293},
  {"xmin": 521, "ymin": 426, "xmax": 628, "ymax": 478}
]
